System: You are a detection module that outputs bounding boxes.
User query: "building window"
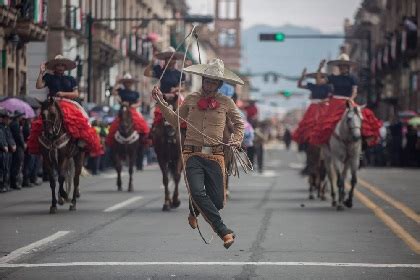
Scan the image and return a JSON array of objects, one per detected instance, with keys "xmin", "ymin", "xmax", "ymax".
[
  {"xmin": 218, "ymin": 0, "xmax": 237, "ymax": 20},
  {"xmin": 218, "ymin": 28, "xmax": 236, "ymax": 47}
]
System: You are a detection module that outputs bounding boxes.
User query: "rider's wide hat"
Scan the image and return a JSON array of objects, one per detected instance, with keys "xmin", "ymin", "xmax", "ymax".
[
  {"xmin": 327, "ymin": 53, "xmax": 357, "ymax": 67},
  {"xmin": 183, "ymin": 58, "xmax": 244, "ymax": 85},
  {"xmin": 119, "ymin": 73, "xmax": 139, "ymax": 84},
  {"xmin": 155, "ymin": 46, "xmax": 185, "ymax": 60},
  {"xmin": 46, "ymin": 55, "xmax": 76, "ymax": 71}
]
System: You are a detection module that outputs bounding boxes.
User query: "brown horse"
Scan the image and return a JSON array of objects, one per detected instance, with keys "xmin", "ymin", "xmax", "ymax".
[
  {"xmin": 111, "ymin": 103, "xmax": 140, "ymax": 192},
  {"xmin": 306, "ymin": 144, "xmax": 327, "ymax": 200},
  {"xmin": 152, "ymin": 97, "xmax": 183, "ymax": 211},
  {"xmin": 40, "ymin": 98, "xmax": 85, "ymax": 214}
]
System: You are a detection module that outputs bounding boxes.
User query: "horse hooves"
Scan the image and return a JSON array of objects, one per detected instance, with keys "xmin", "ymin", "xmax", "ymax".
[
  {"xmin": 128, "ymin": 186, "xmax": 134, "ymax": 192},
  {"xmin": 162, "ymin": 204, "xmax": 171, "ymax": 211},
  {"xmin": 117, "ymin": 186, "xmax": 122, "ymax": 192},
  {"xmin": 171, "ymin": 200, "xmax": 181, "ymax": 208},
  {"xmin": 69, "ymin": 205, "xmax": 76, "ymax": 211},
  {"xmin": 49, "ymin": 206, "xmax": 57, "ymax": 214},
  {"xmin": 309, "ymin": 194, "xmax": 315, "ymax": 200},
  {"xmin": 320, "ymin": 196, "xmax": 327, "ymax": 201},
  {"xmin": 336, "ymin": 205, "xmax": 345, "ymax": 211},
  {"xmin": 332, "ymin": 201, "xmax": 337, "ymax": 207},
  {"xmin": 58, "ymin": 197, "xmax": 64, "ymax": 205},
  {"xmin": 76, "ymin": 190, "xmax": 81, "ymax": 198},
  {"xmin": 344, "ymin": 199, "xmax": 353, "ymax": 208}
]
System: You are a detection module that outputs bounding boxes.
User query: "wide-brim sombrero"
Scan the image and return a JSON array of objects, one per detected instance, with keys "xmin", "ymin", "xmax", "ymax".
[
  {"xmin": 155, "ymin": 47, "xmax": 185, "ymax": 60},
  {"xmin": 119, "ymin": 73, "xmax": 139, "ymax": 84},
  {"xmin": 327, "ymin": 53, "xmax": 357, "ymax": 67},
  {"xmin": 46, "ymin": 55, "xmax": 76, "ymax": 71},
  {"xmin": 305, "ymin": 72, "xmax": 327, "ymax": 79},
  {"xmin": 183, "ymin": 58, "xmax": 244, "ymax": 85}
]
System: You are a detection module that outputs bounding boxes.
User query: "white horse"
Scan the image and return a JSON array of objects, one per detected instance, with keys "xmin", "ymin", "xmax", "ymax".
[{"xmin": 322, "ymin": 100, "xmax": 363, "ymax": 211}]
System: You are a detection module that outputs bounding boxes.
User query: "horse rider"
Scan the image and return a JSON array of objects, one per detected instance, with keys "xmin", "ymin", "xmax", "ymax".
[
  {"xmin": 144, "ymin": 47, "xmax": 186, "ymax": 130},
  {"xmin": 152, "ymin": 58, "xmax": 245, "ymax": 249},
  {"xmin": 292, "ymin": 68, "xmax": 331, "ymax": 145},
  {"xmin": 9, "ymin": 110, "xmax": 26, "ymax": 190},
  {"xmin": 0, "ymin": 110, "xmax": 16, "ymax": 192},
  {"xmin": 27, "ymin": 55, "xmax": 103, "ymax": 157},
  {"xmin": 309, "ymin": 54, "xmax": 382, "ymax": 146},
  {"xmin": 105, "ymin": 73, "xmax": 150, "ymax": 147}
]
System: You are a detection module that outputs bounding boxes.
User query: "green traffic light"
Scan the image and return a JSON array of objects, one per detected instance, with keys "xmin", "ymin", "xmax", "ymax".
[
  {"xmin": 283, "ymin": 90, "xmax": 292, "ymax": 97},
  {"xmin": 275, "ymin": 33, "xmax": 285, "ymax": 41}
]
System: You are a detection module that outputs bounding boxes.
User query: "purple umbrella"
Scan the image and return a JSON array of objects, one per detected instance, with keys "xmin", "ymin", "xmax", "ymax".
[{"xmin": 0, "ymin": 98, "xmax": 36, "ymax": 119}]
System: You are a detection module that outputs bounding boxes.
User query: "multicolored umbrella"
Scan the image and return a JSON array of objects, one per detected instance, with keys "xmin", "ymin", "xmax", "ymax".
[
  {"xmin": 408, "ymin": 117, "xmax": 420, "ymax": 126},
  {"xmin": 0, "ymin": 98, "xmax": 36, "ymax": 119}
]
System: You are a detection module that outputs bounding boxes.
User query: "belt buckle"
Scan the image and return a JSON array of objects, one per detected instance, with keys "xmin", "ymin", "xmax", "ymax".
[{"xmin": 201, "ymin": 146, "xmax": 212, "ymax": 155}]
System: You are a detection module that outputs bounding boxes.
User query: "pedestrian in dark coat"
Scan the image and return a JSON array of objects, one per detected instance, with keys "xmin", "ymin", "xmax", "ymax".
[
  {"xmin": 0, "ymin": 110, "xmax": 16, "ymax": 191},
  {"xmin": 0, "ymin": 110, "xmax": 9, "ymax": 193},
  {"xmin": 9, "ymin": 110, "xmax": 25, "ymax": 190}
]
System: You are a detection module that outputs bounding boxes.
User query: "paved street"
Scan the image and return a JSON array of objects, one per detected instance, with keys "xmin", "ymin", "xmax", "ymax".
[{"xmin": 0, "ymin": 147, "xmax": 419, "ymax": 280}]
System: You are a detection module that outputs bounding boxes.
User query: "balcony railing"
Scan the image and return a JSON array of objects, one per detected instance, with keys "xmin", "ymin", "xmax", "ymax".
[{"xmin": 65, "ymin": 5, "xmax": 85, "ymax": 35}]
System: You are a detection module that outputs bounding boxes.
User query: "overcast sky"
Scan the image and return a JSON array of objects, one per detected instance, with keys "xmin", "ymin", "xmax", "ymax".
[{"xmin": 186, "ymin": 0, "xmax": 362, "ymax": 33}]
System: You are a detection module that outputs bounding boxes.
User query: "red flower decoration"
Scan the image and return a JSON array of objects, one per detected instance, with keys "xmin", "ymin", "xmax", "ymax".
[
  {"xmin": 197, "ymin": 98, "xmax": 209, "ymax": 110},
  {"xmin": 197, "ymin": 97, "xmax": 220, "ymax": 110}
]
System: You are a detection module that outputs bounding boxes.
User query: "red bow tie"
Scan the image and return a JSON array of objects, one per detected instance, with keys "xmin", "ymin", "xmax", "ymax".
[{"xmin": 197, "ymin": 97, "xmax": 220, "ymax": 110}]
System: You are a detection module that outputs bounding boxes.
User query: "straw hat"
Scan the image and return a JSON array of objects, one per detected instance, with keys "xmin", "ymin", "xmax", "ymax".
[
  {"xmin": 119, "ymin": 73, "xmax": 139, "ymax": 84},
  {"xmin": 46, "ymin": 55, "xmax": 76, "ymax": 71},
  {"xmin": 183, "ymin": 58, "xmax": 244, "ymax": 85},
  {"xmin": 155, "ymin": 46, "xmax": 185, "ymax": 60},
  {"xmin": 327, "ymin": 53, "xmax": 357, "ymax": 67}
]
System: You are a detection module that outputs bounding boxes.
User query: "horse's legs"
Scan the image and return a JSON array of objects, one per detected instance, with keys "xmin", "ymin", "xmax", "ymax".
[
  {"xmin": 345, "ymin": 155, "xmax": 359, "ymax": 208},
  {"xmin": 49, "ymin": 170, "xmax": 57, "ymax": 214},
  {"xmin": 308, "ymin": 173, "xmax": 315, "ymax": 200},
  {"xmin": 127, "ymin": 152, "xmax": 136, "ymax": 192},
  {"xmin": 324, "ymin": 151, "xmax": 337, "ymax": 207},
  {"xmin": 336, "ymin": 163, "xmax": 348, "ymax": 211},
  {"xmin": 57, "ymin": 158, "xmax": 69, "ymax": 205},
  {"xmin": 171, "ymin": 158, "xmax": 182, "ymax": 208},
  {"xmin": 158, "ymin": 158, "xmax": 171, "ymax": 211},
  {"xmin": 114, "ymin": 154, "xmax": 122, "ymax": 191},
  {"xmin": 70, "ymin": 152, "xmax": 84, "ymax": 211},
  {"xmin": 319, "ymin": 161, "xmax": 327, "ymax": 201}
]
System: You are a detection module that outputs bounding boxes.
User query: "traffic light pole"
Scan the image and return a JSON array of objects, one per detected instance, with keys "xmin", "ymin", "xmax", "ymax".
[{"xmin": 85, "ymin": 14, "xmax": 212, "ymax": 102}]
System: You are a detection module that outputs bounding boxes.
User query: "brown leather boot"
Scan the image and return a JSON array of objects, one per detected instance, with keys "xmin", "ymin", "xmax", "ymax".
[
  {"xmin": 223, "ymin": 233, "xmax": 235, "ymax": 249},
  {"xmin": 188, "ymin": 214, "xmax": 197, "ymax": 229}
]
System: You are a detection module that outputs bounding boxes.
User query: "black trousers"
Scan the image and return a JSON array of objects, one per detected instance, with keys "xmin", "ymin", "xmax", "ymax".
[
  {"xmin": 10, "ymin": 147, "xmax": 24, "ymax": 187},
  {"xmin": 186, "ymin": 155, "xmax": 230, "ymax": 238},
  {"xmin": 0, "ymin": 153, "xmax": 12, "ymax": 187}
]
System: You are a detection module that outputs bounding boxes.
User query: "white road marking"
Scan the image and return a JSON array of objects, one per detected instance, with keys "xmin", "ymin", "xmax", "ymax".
[
  {"xmin": 0, "ymin": 231, "xmax": 70, "ymax": 264},
  {"xmin": 289, "ymin": 162, "xmax": 305, "ymax": 169},
  {"xmin": 0, "ymin": 261, "xmax": 419, "ymax": 268},
  {"xmin": 103, "ymin": 196, "xmax": 143, "ymax": 212},
  {"xmin": 252, "ymin": 170, "xmax": 277, "ymax": 177},
  {"xmin": 102, "ymin": 172, "xmax": 128, "ymax": 179}
]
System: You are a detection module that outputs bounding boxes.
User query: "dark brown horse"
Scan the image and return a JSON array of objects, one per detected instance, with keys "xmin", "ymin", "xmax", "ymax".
[
  {"xmin": 306, "ymin": 144, "xmax": 327, "ymax": 200},
  {"xmin": 152, "ymin": 97, "xmax": 183, "ymax": 211},
  {"xmin": 111, "ymin": 103, "xmax": 140, "ymax": 192},
  {"xmin": 40, "ymin": 98, "xmax": 84, "ymax": 214}
]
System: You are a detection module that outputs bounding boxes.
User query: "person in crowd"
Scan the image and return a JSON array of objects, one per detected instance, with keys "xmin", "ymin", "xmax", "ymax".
[
  {"xmin": 22, "ymin": 110, "xmax": 41, "ymax": 187},
  {"xmin": 152, "ymin": 58, "xmax": 244, "ymax": 249},
  {"xmin": 283, "ymin": 128, "xmax": 292, "ymax": 150},
  {"xmin": 0, "ymin": 110, "xmax": 16, "ymax": 192},
  {"xmin": 0, "ymin": 109, "xmax": 10, "ymax": 193},
  {"xmin": 243, "ymin": 119, "xmax": 255, "ymax": 166},
  {"xmin": 253, "ymin": 122, "xmax": 267, "ymax": 173},
  {"xmin": 9, "ymin": 110, "xmax": 25, "ymax": 190}
]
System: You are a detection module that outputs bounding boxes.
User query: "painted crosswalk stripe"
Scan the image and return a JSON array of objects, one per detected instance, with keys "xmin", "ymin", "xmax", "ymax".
[
  {"xmin": 0, "ymin": 231, "xmax": 70, "ymax": 264},
  {"xmin": 103, "ymin": 196, "xmax": 143, "ymax": 212},
  {"xmin": 0, "ymin": 261, "xmax": 419, "ymax": 268}
]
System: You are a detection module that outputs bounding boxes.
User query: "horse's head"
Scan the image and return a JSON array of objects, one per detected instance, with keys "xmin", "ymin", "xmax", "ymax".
[
  {"xmin": 345, "ymin": 100, "xmax": 363, "ymax": 142},
  {"xmin": 118, "ymin": 102, "xmax": 133, "ymax": 137},
  {"xmin": 41, "ymin": 97, "xmax": 62, "ymax": 138}
]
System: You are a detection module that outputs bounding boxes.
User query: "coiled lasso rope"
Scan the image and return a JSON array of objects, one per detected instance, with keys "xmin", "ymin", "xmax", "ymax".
[{"xmin": 153, "ymin": 25, "xmax": 253, "ymax": 244}]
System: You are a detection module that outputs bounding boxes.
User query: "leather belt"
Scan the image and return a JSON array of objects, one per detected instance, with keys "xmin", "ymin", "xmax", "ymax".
[{"xmin": 183, "ymin": 145, "xmax": 224, "ymax": 155}]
